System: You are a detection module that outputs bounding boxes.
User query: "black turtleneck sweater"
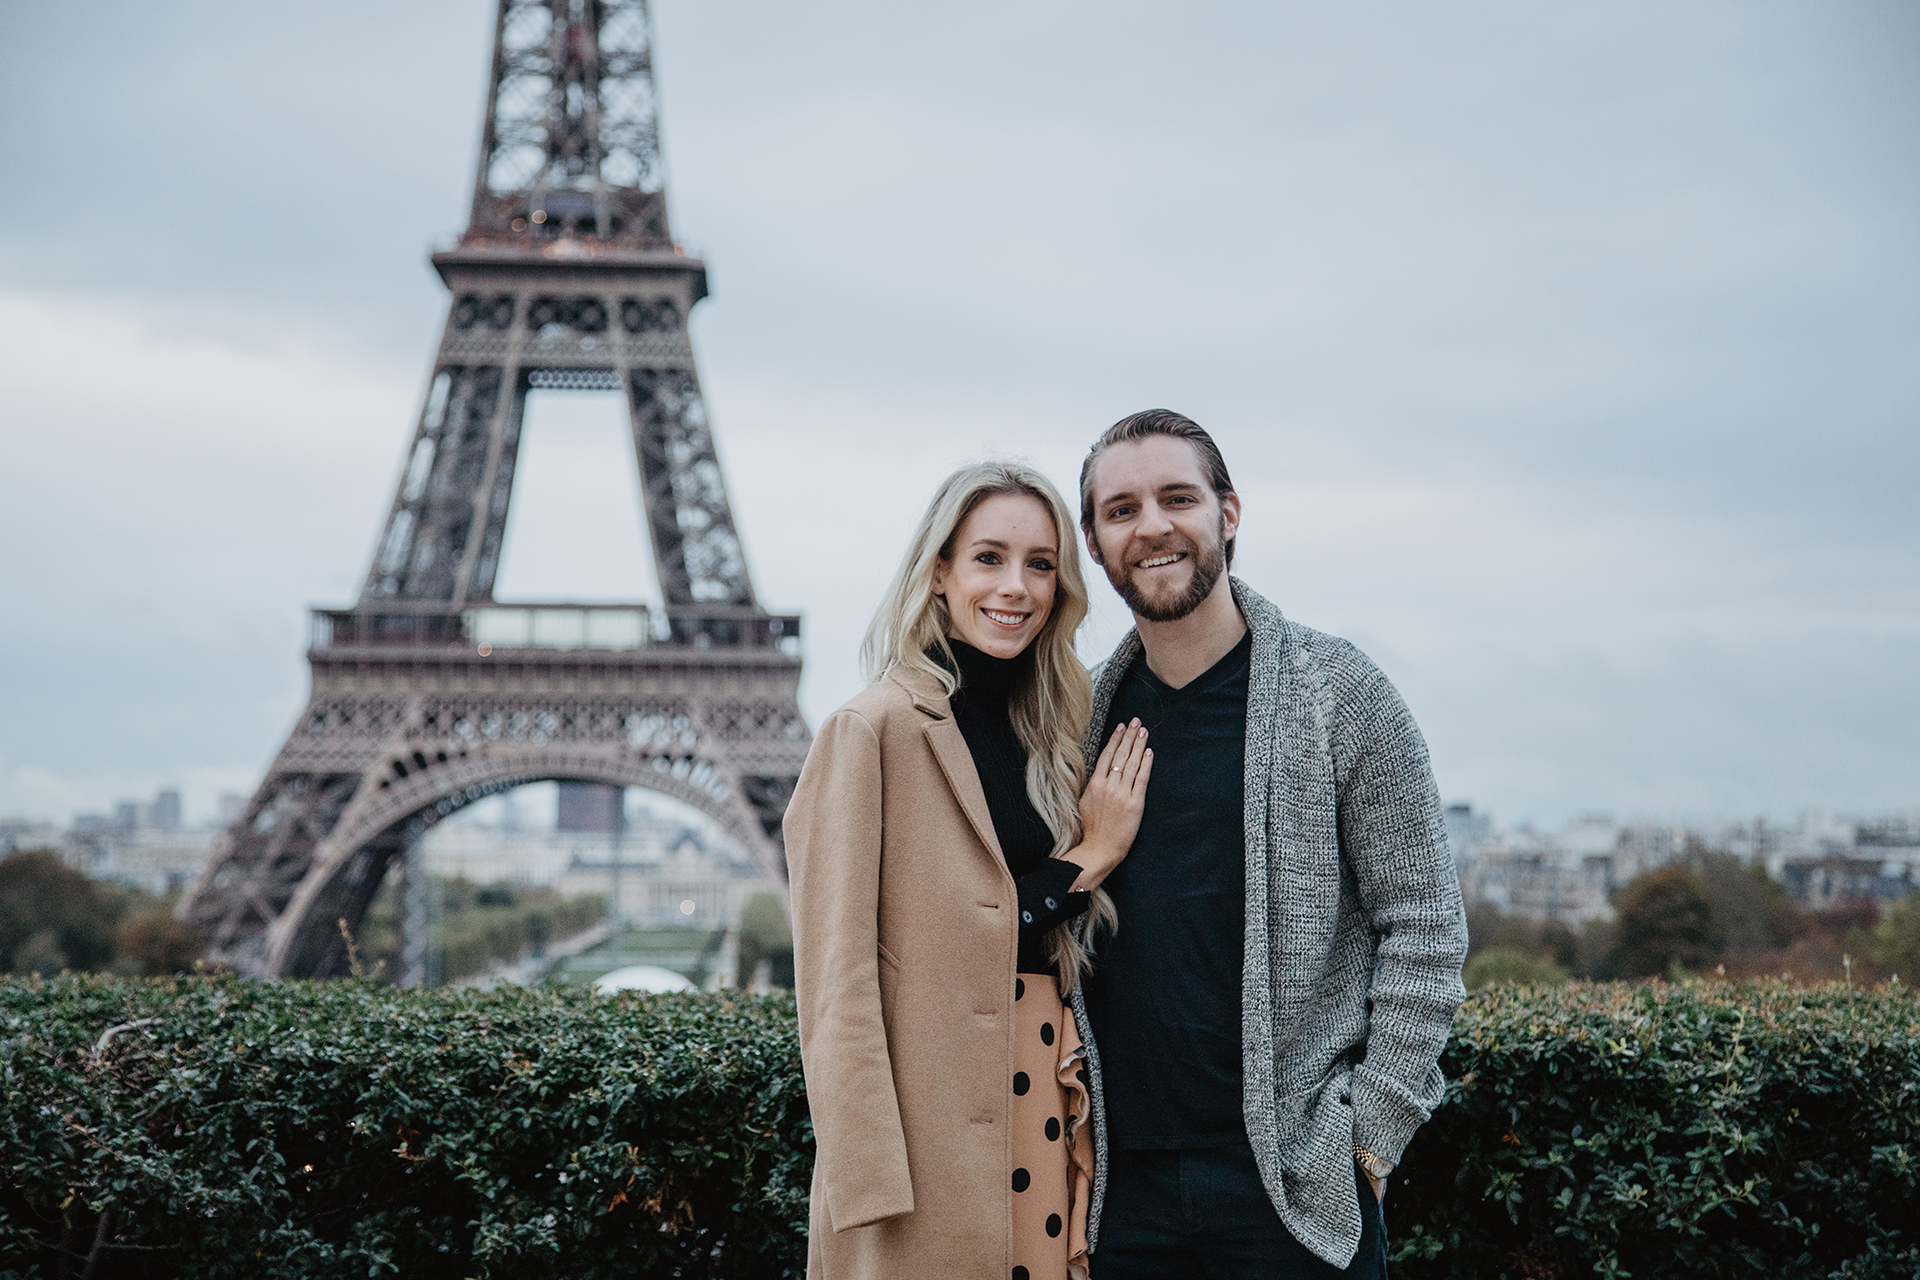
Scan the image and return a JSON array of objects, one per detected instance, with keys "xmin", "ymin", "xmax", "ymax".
[{"xmin": 944, "ymin": 639, "xmax": 1091, "ymax": 974}]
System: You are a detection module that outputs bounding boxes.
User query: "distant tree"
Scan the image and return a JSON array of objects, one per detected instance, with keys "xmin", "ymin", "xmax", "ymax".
[
  {"xmin": 736, "ymin": 891, "xmax": 794, "ymax": 990},
  {"xmin": 1538, "ymin": 920, "xmax": 1578, "ymax": 971},
  {"xmin": 0, "ymin": 850, "xmax": 118, "ymax": 974},
  {"xmin": 12, "ymin": 930, "xmax": 69, "ymax": 975},
  {"xmin": 1465, "ymin": 901, "xmax": 1539, "ymax": 957},
  {"xmin": 1607, "ymin": 866, "xmax": 1722, "ymax": 978},
  {"xmin": 1466, "ymin": 901, "xmax": 1584, "ymax": 973},
  {"xmin": 1464, "ymin": 946, "xmax": 1569, "ymax": 989},
  {"xmin": 1691, "ymin": 853, "xmax": 1807, "ymax": 957},
  {"xmin": 1815, "ymin": 896, "xmax": 1881, "ymax": 936},
  {"xmin": 1870, "ymin": 889, "xmax": 1920, "ymax": 982},
  {"xmin": 115, "ymin": 913, "xmax": 207, "ymax": 976}
]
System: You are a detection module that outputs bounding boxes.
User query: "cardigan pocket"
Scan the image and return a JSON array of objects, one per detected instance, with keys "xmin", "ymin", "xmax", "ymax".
[{"xmin": 1272, "ymin": 1069, "xmax": 1360, "ymax": 1216}]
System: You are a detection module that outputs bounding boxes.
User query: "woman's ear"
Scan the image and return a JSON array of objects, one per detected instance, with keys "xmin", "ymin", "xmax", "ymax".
[{"xmin": 931, "ymin": 559, "xmax": 949, "ymax": 597}]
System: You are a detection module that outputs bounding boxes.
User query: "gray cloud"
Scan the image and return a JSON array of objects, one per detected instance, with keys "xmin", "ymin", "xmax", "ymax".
[{"xmin": 1, "ymin": 0, "xmax": 1914, "ymax": 827}]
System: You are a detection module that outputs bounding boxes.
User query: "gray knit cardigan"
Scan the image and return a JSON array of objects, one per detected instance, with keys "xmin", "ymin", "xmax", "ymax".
[{"xmin": 1068, "ymin": 579, "xmax": 1469, "ymax": 1269}]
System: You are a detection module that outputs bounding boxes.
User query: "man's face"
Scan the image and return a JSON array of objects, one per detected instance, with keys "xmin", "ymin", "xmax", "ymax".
[{"xmin": 1084, "ymin": 436, "xmax": 1241, "ymax": 623}]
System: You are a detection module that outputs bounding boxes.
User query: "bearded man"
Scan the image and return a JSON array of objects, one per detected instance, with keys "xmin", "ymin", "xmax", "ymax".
[{"xmin": 1071, "ymin": 409, "xmax": 1468, "ymax": 1279}]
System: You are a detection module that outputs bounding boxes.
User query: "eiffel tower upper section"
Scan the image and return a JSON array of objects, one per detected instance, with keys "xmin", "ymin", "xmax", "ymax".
[{"xmin": 368, "ymin": 0, "xmax": 750, "ymax": 613}]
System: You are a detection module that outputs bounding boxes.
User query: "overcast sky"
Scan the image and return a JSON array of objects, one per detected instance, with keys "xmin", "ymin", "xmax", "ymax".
[{"xmin": 1, "ymin": 0, "xmax": 1915, "ymax": 832}]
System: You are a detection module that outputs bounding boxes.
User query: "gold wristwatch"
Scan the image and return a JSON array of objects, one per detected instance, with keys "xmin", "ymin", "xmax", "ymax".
[{"xmin": 1353, "ymin": 1143, "xmax": 1393, "ymax": 1180}]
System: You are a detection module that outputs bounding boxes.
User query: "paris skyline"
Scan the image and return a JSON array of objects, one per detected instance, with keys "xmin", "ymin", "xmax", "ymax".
[{"xmin": 2, "ymin": 0, "xmax": 1916, "ymax": 831}]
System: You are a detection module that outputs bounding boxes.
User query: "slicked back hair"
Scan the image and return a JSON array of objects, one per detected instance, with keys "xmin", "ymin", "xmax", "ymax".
[{"xmin": 1079, "ymin": 408, "xmax": 1238, "ymax": 565}]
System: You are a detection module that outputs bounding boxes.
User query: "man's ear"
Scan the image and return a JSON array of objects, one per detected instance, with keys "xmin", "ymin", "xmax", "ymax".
[
  {"xmin": 1219, "ymin": 491, "xmax": 1243, "ymax": 544},
  {"xmin": 1083, "ymin": 526, "xmax": 1104, "ymax": 566}
]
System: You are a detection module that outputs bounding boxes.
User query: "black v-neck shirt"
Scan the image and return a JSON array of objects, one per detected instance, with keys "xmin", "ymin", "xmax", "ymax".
[{"xmin": 1081, "ymin": 630, "xmax": 1252, "ymax": 1148}]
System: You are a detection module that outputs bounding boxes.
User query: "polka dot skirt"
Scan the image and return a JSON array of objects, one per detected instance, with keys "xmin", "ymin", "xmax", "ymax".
[{"xmin": 1010, "ymin": 973, "xmax": 1092, "ymax": 1280}]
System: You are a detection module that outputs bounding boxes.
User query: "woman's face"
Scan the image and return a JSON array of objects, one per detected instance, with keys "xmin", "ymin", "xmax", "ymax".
[{"xmin": 932, "ymin": 492, "xmax": 1060, "ymax": 660}]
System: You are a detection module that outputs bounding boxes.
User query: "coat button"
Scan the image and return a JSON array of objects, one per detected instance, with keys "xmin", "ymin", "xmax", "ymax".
[
  {"xmin": 1021, "ymin": 910, "xmax": 1033, "ymax": 924},
  {"xmin": 1044, "ymin": 897, "xmax": 1057, "ymax": 910}
]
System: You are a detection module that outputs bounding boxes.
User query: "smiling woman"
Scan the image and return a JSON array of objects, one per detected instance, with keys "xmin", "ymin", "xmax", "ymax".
[{"xmin": 783, "ymin": 461, "xmax": 1153, "ymax": 1280}]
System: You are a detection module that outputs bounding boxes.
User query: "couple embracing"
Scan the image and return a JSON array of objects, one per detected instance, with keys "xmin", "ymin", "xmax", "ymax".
[{"xmin": 785, "ymin": 410, "xmax": 1470, "ymax": 1280}]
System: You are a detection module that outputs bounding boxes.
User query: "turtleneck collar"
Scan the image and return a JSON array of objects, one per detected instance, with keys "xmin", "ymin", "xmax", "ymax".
[{"xmin": 943, "ymin": 637, "xmax": 1031, "ymax": 705}]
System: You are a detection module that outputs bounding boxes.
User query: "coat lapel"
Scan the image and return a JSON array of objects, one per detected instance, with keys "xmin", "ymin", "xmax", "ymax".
[
  {"xmin": 889, "ymin": 668, "xmax": 1009, "ymax": 874},
  {"xmin": 924, "ymin": 719, "xmax": 1007, "ymax": 869}
]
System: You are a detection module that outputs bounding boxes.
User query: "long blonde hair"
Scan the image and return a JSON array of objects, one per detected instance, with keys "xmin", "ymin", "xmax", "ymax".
[{"xmin": 862, "ymin": 461, "xmax": 1117, "ymax": 991}]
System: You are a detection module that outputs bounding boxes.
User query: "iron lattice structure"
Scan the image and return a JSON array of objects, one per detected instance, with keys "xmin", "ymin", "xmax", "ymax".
[{"xmin": 182, "ymin": 0, "xmax": 808, "ymax": 978}]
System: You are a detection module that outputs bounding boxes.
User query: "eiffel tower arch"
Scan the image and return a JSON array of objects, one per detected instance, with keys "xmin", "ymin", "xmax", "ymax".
[{"xmin": 182, "ymin": 0, "xmax": 810, "ymax": 978}]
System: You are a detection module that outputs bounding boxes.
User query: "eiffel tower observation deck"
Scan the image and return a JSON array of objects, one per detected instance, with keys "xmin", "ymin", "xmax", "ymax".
[{"xmin": 182, "ymin": 0, "xmax": 810, "ymax": 979}]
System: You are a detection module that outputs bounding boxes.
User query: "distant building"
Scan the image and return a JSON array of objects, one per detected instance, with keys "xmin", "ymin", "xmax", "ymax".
[
  {"xmin": 416, "ymin": 796, "xmax": 777, "ymax": 932},
  {"xmin": 0, "ymin": 817, "xmax": 60, "ymax": 856},
  {"xmin": 88, "ymin": 829, "xmax": 222, "ymax": 896},
  {"xmin": 147, "ymin": 789, "xmax": 183, "ymax": 833},
  {"xmin": 51, "ymin": 787, "xmax": 221, "ymax": 895},
  {"xmin": 1443, "ymin": 802, "xmax": 1493, "ymax": 862},
  {"xmin": 1781, "ymin": 855, "xmax": 1918, "ymax": 913},
  {"xmin": 1457, "ymin": 805, "xmax": 1920, "ymax": 923}
]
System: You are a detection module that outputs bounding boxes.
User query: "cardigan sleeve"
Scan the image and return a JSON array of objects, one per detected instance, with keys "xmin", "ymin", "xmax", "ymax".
[
  {"xmin": 784, "ymin": 709, "xmax": 916, "ymax": 1231},
  {"xmin": 1332, "ymin": 659, "xmax": 1469, "ymax": 1169}
]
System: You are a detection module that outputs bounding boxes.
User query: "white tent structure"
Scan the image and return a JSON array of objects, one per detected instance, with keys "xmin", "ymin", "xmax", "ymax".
[{"xmin": 593, "ymin": 964, "xmax": 697, "ymax": 995}]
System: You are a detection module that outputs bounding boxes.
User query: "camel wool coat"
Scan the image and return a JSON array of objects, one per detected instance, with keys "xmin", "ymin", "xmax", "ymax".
[{"xmin": 785, "ymin": 665, "xmax": 1036, "ymax": 1280}]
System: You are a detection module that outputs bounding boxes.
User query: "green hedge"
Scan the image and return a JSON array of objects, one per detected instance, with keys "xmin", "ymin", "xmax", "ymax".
[
  {"xmin": 1392, "ymin": 981, "xmax": 1919, "ymax": 1279},
  {"xmin": 3, "ymin": 978, "xmax": 1915, "ymax": 1278},
  {"xmin": 0, "ymin": 978, "xmax": 809, "ymax": 1279}
]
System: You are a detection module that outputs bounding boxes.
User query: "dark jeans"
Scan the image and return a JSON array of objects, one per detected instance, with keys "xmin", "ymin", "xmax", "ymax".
[{"xmin": 1090, "ymin": 1142, "xmax": 1386, "ymax": 1280}]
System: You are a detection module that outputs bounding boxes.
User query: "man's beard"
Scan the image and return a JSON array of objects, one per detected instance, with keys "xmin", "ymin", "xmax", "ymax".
[{"xmin": 1106, "ymin": 516, "xmax": 1229, "ymax": 623}]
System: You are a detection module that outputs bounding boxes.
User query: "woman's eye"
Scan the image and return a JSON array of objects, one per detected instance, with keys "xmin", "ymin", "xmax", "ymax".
[
  {"xmin": 975, "ymin": 552, "xmax": 1001, "ymax": 565},
  {"xmin": 1030, "ymin": 559, "xmax": 1055, "ymax": 572}
]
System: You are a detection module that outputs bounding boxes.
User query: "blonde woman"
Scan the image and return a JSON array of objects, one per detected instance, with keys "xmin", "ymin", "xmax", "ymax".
[{"xmin": 785, "ymin": 462, "xmax": 1152, "ymax": 1280}]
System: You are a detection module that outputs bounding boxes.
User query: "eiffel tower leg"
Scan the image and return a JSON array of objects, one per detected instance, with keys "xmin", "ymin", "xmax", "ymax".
[{"xmin": 397, "ymin": 836, "xmax": 430, "ymax": 987}]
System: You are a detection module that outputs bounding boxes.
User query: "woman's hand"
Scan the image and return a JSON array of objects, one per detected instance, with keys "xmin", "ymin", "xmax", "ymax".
[{"xmin": 1063, "ymin": 720, "xmax": 1152, "ymax": 893}]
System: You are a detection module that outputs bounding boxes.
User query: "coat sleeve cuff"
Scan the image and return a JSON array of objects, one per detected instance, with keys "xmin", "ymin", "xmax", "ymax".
[
  {"xmin": 827, "ymin": 1177, "xmax": 915, "ymax": 1232},
  {"xmin": 1015, "ymin": 858, "xmax": 1090, "ymax": 938}
]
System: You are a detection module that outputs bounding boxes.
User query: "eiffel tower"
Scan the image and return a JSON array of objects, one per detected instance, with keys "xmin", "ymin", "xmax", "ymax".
[{"xmin": 183, "ymin": 0, "xmax": 809, "ymax": 978}]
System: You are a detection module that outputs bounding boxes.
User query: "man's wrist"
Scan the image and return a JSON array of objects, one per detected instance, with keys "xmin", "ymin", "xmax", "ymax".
[{"xmin": 1353, "ymin": 1143, "xmax": 1393, "ymax": 1180}]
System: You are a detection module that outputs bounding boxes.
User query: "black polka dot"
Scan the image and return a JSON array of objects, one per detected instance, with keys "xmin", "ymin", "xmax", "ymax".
[
  {"xmin": 1046, "ymin": 1213, "xmax": 1063, "ymax": 1238},
  {"xmin": 1015, "ymin": 978, "xmax": 1026, "ymax": 1001},
  {"xmin": 1013, "ymin": 1071, "xmax": 1030, "ymax": 1096},
  {"xmin": 1012, "ymin": 1167, "xmax": 1031, "ymax": 1192},
  {"xmin": 1040, "ymin": 1021, "xmax": 1054, "ymax": 1046},
  {"xmin": 1045, "ymin": 1117, "xmax": 1061, "ymax": 1141},
  {"xmin": 1014, "ymin": 1269, "xmax": 1030, "ymax": 1280}
]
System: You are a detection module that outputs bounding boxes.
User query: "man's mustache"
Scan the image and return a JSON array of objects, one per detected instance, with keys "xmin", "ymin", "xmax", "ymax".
[{"xmin": 1119, "ymin": 535, "xmax": 1197, "ymax": 565}]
